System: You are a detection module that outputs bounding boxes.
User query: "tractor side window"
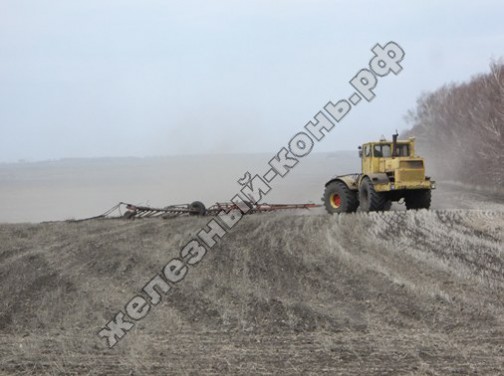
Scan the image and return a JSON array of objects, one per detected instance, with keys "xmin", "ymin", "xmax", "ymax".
[
  {"xmin": 365, "ymin": 145, "xmax": 371, "ymax": 157},
  {"xmin": 373, "ymin": 145, "xmax": 382, "ymax": 157}
]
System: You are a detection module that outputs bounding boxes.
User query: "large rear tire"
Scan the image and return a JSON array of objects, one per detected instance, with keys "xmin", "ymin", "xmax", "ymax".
[
  {"xmin": 359, "ymin": 177, "xmax": 388, "ymax": 212},
  {"xmin": 405, "ymin": 190, "xmax": 431, "ymax": 210},
  {"xmin": 323, "ymin": 181, "xmax": 359, "ymax": 214}
]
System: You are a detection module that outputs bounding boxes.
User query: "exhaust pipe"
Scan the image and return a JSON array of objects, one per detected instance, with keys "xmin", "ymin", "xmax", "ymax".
[{"xmin": 392, "ymin": 132, "xmax": 398, "ymax": 157}]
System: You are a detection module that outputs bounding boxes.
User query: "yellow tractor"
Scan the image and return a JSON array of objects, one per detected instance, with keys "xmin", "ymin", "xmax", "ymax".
[{"xmin": 323, "ymin": 134, "xmax": 435, "ymax": 213}]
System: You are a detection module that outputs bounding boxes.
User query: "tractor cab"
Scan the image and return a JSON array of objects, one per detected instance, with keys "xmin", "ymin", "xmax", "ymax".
[{"xmin": 358, "ymin": 134, "xmax": 418, "ymax": 177}]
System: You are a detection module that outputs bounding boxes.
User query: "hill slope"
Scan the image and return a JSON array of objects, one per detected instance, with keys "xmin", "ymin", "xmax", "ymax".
[{"xmin": 1, "ymin": 206, "xmax": 503, "ymax": 375}]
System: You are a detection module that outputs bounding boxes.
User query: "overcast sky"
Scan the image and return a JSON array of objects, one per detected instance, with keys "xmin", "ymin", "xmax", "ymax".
[{"xmin": 1, "ymin": 0, "xmax": 503, "ymax": 162}]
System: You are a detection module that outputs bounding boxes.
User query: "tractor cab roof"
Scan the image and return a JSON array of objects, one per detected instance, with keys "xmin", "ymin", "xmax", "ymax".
[{"xmin": 363, "ymin": 137, "xmax": 414, "ymax": 146}]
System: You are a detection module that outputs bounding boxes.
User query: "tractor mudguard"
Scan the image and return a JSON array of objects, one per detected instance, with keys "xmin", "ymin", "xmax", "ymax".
[
  {"xmin": 361, "ymin": 173, "xmax": 390, "ymax": 185},
  {"xmin": 325, "ymin": 174, "xmax": 360, "ymax": 191}
]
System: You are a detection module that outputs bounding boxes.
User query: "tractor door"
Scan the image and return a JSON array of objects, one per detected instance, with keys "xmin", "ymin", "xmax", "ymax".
[{"xmin": 362, "ymin": 143, "xmax": 373, "ymax": 174}]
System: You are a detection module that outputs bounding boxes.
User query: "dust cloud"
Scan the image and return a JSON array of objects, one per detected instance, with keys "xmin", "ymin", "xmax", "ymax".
[
  {"xmin": 0, "ymin": 152, "xmax": 359, "ymax": 223},
  {"xmin": 1, "ymin": 151, "xmax": 503, "ymax": 223}
]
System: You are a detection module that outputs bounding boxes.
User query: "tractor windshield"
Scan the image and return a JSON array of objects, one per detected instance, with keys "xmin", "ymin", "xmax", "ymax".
[{"xmin": 395, "ymin": 144, "xmax": 410, "ymax": 157}]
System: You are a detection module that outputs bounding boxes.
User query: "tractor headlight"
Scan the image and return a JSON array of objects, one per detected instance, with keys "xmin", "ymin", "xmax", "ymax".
[
  {"xmin": 431, "ymin": 182, "xmax": 436, "ymax": 189},
  {"xmin": 390, "ymin": 184, "xmax": 395, "ymax": 190}
]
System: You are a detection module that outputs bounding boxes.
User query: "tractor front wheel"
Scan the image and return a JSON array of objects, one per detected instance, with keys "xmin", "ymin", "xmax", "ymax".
[
  {"xmin": 405, "ymin": 190, "xmax": 431, "ymax": 210},
  {"xmin": 359, "ymin": 177, "xmax": 388, "ymax": 212}
]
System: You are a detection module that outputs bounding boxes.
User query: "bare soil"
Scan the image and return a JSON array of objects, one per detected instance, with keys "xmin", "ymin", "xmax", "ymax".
[{"xmin": 0, "ymin": 183, "xmax": 503, "ymax": 375}]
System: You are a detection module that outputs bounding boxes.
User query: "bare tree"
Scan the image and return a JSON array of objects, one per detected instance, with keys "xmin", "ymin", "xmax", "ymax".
[{"xmin": 404, "ymin": 62, "xmax": 504, "ymax": 186}]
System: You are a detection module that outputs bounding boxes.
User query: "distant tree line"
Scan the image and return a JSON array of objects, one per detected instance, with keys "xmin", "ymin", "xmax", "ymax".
[{"xmin": 403, "ymin": 62, "xmax": 504, "ymax": 187}]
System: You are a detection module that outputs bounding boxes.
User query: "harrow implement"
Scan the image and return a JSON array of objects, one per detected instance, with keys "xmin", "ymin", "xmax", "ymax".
[
  {"xmin": 123, "ymin": 201, "xmax": 320, "ymax": 219},
  {"xmin": 85, "ymin": 201, "xmax": 321, "ymax": 220}
]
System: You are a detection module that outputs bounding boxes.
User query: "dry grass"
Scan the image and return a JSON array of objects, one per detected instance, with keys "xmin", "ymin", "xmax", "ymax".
[{"xmin": 0, "ymin": 207, "xmax": 503, "ymax": 375}]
